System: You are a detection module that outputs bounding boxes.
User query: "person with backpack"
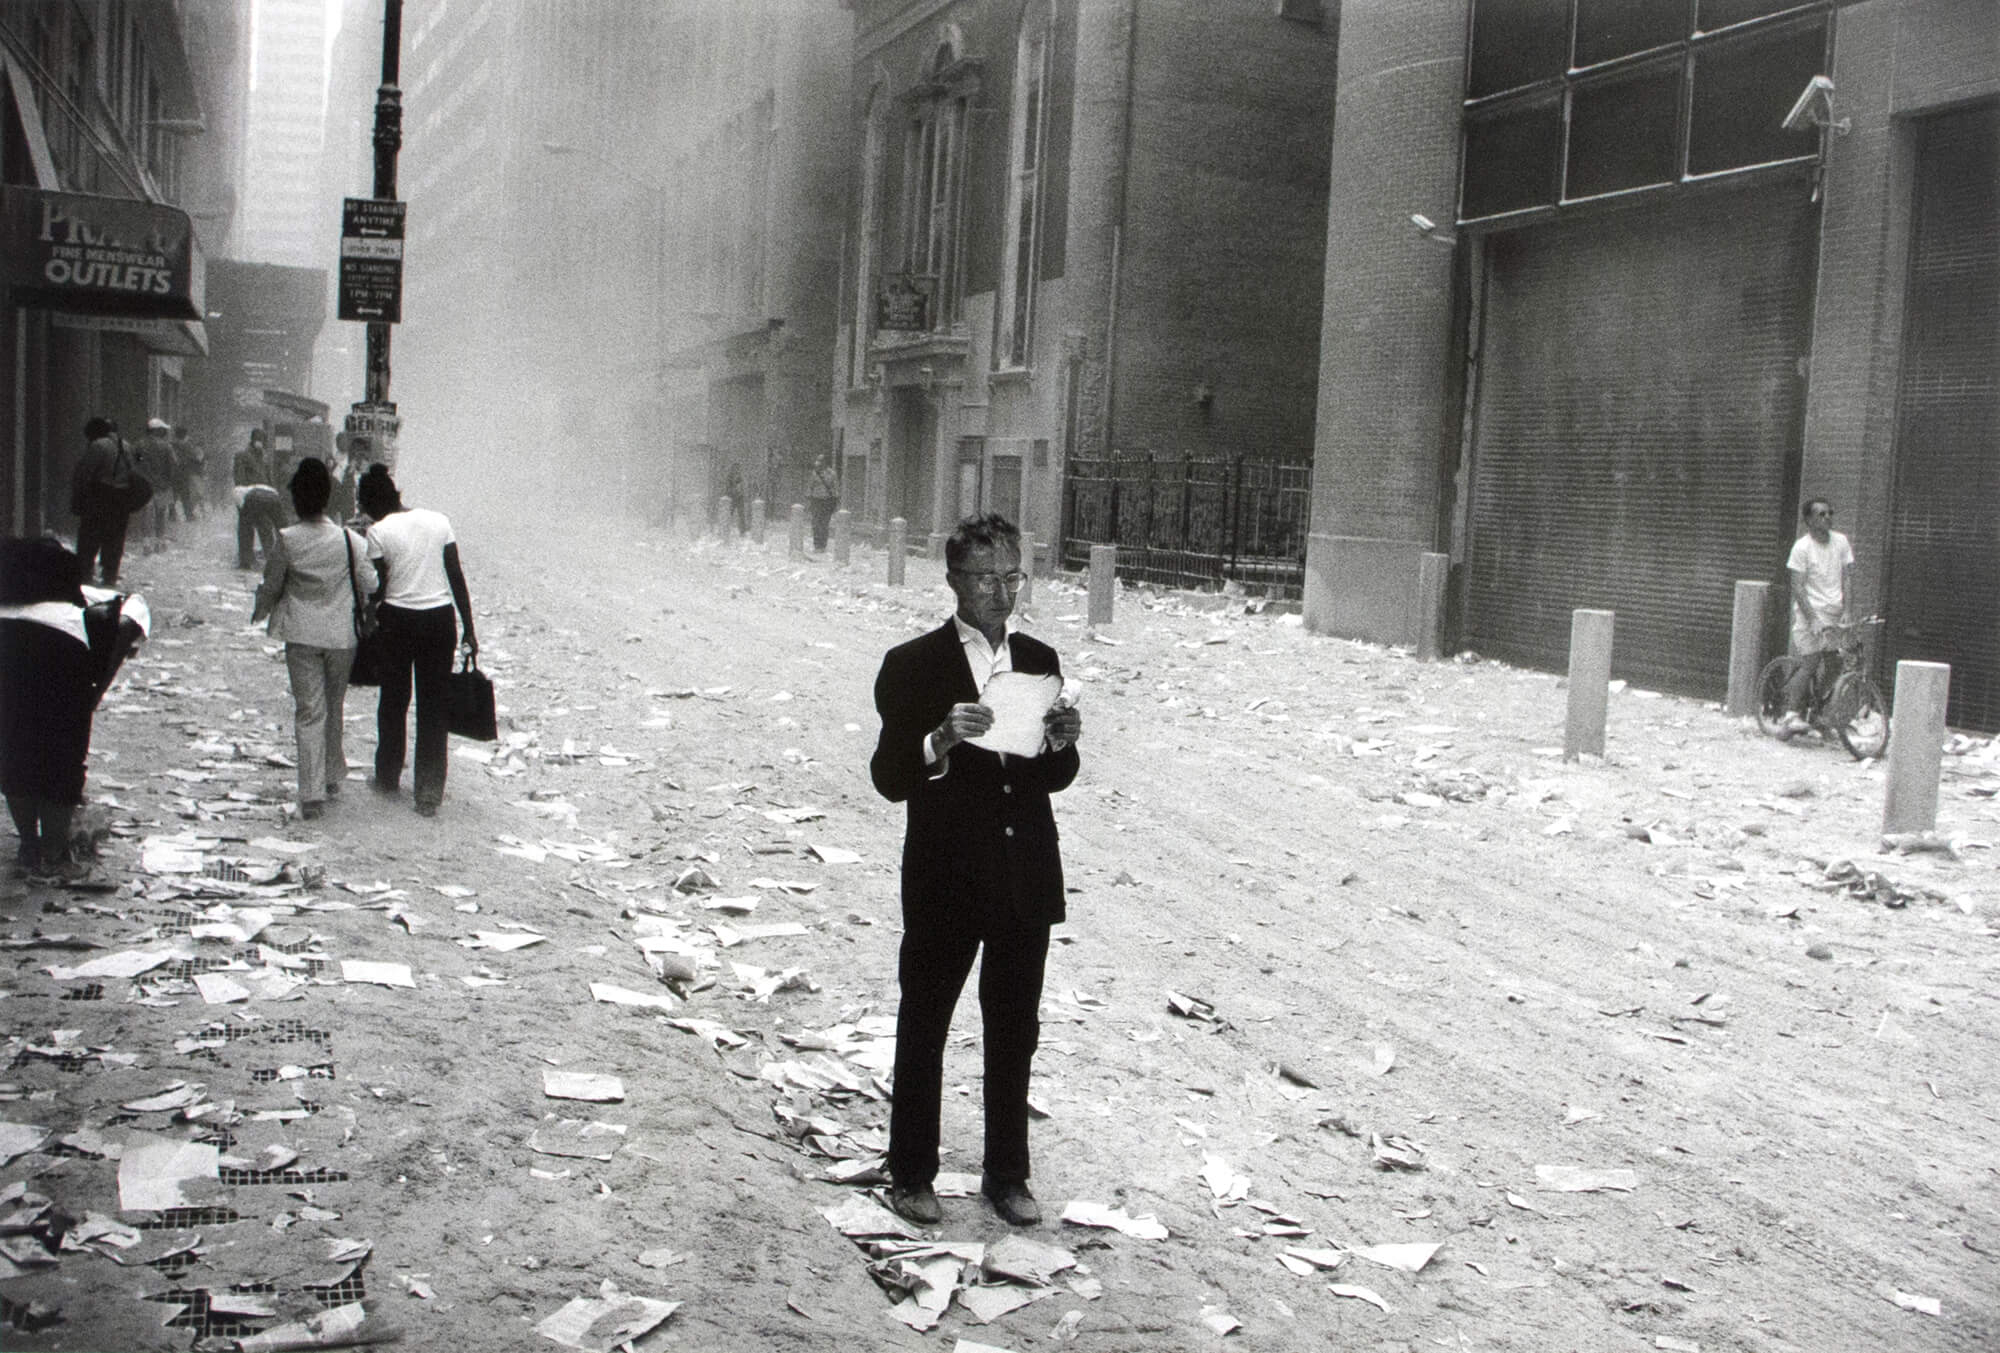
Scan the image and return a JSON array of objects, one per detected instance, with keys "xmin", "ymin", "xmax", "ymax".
[{"xmin": 69, "ymin": 417, "xmax": 149, "ymax": 586}]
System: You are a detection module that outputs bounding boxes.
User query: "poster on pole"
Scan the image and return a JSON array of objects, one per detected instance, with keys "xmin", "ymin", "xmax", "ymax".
[{"xmin": 338, "ymin": 198, "xmax": 405, "ymax": 323}]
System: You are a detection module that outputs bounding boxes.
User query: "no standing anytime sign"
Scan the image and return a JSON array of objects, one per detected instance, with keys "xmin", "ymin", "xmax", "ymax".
[{"xmin": 339, "ymin": 197, "xmax": 405, "ymax": 324}]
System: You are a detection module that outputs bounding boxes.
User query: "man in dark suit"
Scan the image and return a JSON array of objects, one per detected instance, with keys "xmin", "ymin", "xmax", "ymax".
[{"xmin": 871, "ymin": 512, "xmax": 1082, "ymax": 1228}]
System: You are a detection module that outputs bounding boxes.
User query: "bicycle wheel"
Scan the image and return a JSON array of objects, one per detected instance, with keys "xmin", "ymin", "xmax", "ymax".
[
  {"xmin": 1755, "ymin": 656, "xmax": 1805, "ymax": 737},
  {"xmin": 1836, "ymin": 675, "xmax": 1889, "ymax": 760}
]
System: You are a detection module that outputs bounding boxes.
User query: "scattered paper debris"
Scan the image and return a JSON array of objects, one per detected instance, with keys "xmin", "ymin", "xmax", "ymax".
[
  {"xmin": 341, "ymin": 960, "xmax": 416, "ymax": 988},
  {"xmin": 1350, "ymin": 1241, "xmax": 1441, "ymax": 1272},
  {"xmin": 117, "ymin": 1133, "xmax": 220, "ymax": 1211},
  {"xmin": 1535, "ymin": 1164, "xmax": 1637, "ymax": 1193},
  {"xmin": 1060, "ymin": 1200, "xmax": 1168, "ymax": 1240},
  {"xmin": 543, "ymin": 1071, "xmax": 625, "ymax": 1103},
  {"xmin": 1326, "ymin": 1282, "xmax": 1391, "ymax": 1313},
  {"xmin": 535, "ymin": 1286, "xmax": 681, "ymax": 1351},
  {"xmin": 589, "ymin": 982, "xmax": 676, "ymax": 1012}
]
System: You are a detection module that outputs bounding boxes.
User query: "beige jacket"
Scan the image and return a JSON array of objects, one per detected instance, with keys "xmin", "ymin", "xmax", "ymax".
[{"xmin": 254, "ymin": 519, "xmax": 376, "ymax": 648}]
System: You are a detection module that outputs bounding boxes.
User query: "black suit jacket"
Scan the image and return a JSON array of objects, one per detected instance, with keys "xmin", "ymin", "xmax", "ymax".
[{"xmin": 871, "ymin": 621, "xmax": 1080, "ymax": 929}]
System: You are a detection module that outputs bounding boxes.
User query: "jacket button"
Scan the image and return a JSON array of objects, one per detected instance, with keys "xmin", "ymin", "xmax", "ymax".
[
  {"xmin": 1002, "ymin": 784, "xmax": 1013, "ymax": 794},
  {"xmin": 1004, "ymin": 826, "xmax": 1014, "ymax": 837}
]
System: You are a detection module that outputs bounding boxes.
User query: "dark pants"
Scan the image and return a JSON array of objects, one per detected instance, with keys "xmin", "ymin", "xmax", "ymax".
[
  {"xmin": 75, "ymin": 512, "xmax": 129, "ymax": 585},
  {"xmin": 888, "ymin": 915, "xmax": 1049, "ymax": 1189},
  {"xmin": 236, "ymin": 488, "xmax": 284, "ymax": 568},
  {"xmin": 374, "ymin": 603, "xmax": 456, "ymax": 807},
  {"xmin": 809, "ymin": 498, "xmax": 837, "ymax": 550}
]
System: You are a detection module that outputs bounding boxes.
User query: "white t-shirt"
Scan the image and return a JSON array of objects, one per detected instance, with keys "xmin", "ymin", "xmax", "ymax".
[
  {"xmin": 1786, "ymin": 530, "xmax": 1853, "ymax": 625},
  {"xmin": 367, "ymin": 507, "xmax": 457, "ymax": 610}
]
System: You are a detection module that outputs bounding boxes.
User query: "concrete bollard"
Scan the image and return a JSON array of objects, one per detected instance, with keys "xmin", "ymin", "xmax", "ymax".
[
  {"xmin": 787, "ymin": 503, "xmax": 805, "ymax": 557},
  {"xmin": 1017, "ymin": 530, "xmax": 1035, "ymax": 605},
  {"xmin": 1884, "ymin": 660, "xmax": 1949, "ymax": 835},
  {"xmin": 1087, "ymin": 544, "xmax": 1117, "ymax": 626},
  {"xmin": 927, "ymin": 531, "xmax": 948, "ymax": 561},
  {"xmin": 832, "ymin": 508, "xmax": 852, "ymax": 566},
  {"xmin": 1414, "ymin": 551, "xmax": 1449, "ymax": 660},
  {"xmin": 1726, "ymin": 580, "xmax": 1772, "ymax": 716},
  {"xmin": 1564, "ymin": 608, "xmax": 1615, "ymax": 761},
  {"xmin": 886, "ymin": 517, "xmax": 907, "ymax": 586},
  {"xmin": 750, "ymin": 498, "xmax": 766, "ymax": 545},
  {"xmin": 717, "ymin": 496, "xmax": 733, "ymax": 540}
]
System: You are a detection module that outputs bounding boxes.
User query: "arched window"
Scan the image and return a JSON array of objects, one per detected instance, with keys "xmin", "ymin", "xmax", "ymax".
[
  {"xmin": 899, "ymin": 37, "xmax": 974, "ymax": 329},
  {"xmin": 996, "ymin": 4, "xmax": 1053, "ymax": 370}
]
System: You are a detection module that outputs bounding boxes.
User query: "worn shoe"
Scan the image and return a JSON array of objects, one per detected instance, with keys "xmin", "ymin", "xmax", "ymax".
[
  {"xmin": 300, "ymin": 802, "xmax": 325, "ymax": 820},
  {"xmin": 886, "ymin": 1184, "xmax": 942, "ymax": 1226},
  {"xmin": 1777, "ymin": 711, "xmax": 1811, "ymax": 736},
  {"xmin": 982, "ymin": 1178, "xmax": 1040, "ymax": 1227},
  {"xmin": 414, "ymin": 800, "xmax": 438, "ymax": 818}
]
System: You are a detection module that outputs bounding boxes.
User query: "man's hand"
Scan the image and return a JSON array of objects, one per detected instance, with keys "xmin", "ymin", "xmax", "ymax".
[
  {"xmin": 1044, "ymin": 701, "xmax": 1082, "ymax": 747},
  {"xmin": 934, "ymin": 702, "xmax": 993, "ymax": 754}
]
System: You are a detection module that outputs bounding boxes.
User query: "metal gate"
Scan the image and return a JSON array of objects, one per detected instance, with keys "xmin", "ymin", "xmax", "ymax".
[
  {"xmin": 1462, "ymin": 185, "xmax": 1816, "ymax": 694},
  {"xmin": 1884, "ymin": 104, "xmax": 2000, "ymax": 731},
  {"xmin": 1060, "ymin": 453, "xmax": 1312, "ymax": 595}
]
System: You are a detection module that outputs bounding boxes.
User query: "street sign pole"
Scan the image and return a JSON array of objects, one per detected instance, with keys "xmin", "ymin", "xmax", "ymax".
[{"xmin": 350, "ymin": 0, "xmax": 403, "ymax": 466}]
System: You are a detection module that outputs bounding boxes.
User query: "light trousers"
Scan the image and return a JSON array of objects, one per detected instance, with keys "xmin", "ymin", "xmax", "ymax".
[{"xmin": 285, "ymin": 643, "xmax": 353, "ymax": 805}]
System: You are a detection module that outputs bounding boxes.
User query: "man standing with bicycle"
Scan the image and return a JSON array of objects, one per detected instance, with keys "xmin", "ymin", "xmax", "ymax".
[{"xmin": 1780, "ymin": 498, "xmax": 1854, "ymax": 734}]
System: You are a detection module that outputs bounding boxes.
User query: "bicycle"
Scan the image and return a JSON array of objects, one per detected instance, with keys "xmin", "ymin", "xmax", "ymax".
[{"xmin": 1754, "ymin": 616, "xmax": 1888, "ymax": 759}]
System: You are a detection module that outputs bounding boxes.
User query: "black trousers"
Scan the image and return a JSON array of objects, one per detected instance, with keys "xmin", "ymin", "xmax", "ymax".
[
  {"xmin": 808, "ymin": 498, "xmax": 837, "ymax": 550},
  {"xmin": 374, "ymin": 603, "xmax": 456, "ymax": 806},
  {"xmin": 888, "ymin": 914, "xmax": 1049, "ymax": 1189},
  {"xmin": 75, "ymin": 511, "xmax": 128, "ymax": 585}
]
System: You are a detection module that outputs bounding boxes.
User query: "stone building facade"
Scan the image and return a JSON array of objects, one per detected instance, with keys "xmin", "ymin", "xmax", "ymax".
[{"xmin": 834, "ymin": 0, "xmax": 1339, "ymax": 561}]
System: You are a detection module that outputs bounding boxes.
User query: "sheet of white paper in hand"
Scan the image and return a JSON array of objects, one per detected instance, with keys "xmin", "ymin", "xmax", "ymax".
[{"xmin": 967, "ymin": 671, "xmax": 1063, "ymax": 757}]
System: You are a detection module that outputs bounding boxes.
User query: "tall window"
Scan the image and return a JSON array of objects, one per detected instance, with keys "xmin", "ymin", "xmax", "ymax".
[
  {"xmin": 851, "ymin": 85, "xmax": 887, "ymax": 385},
  {"xmin": 1459, "ymin": 0, "xmax": 1833, "ymax": 222},
  {"xmin": 900, "ymin": 42, "xmax": 971, "ymax": 329},
  {"xmin": 996, "ymin": 8, "xmax": 1051, "ymax": 370}
]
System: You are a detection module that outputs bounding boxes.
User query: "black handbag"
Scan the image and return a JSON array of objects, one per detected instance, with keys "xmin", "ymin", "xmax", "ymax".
[
  {"xmin": 446, "ymin": 650, "xmax": 497, "ymax": 741},
  {"xmin": 344, "ymin": 533, "xmax": 389, "ymax": 687}
]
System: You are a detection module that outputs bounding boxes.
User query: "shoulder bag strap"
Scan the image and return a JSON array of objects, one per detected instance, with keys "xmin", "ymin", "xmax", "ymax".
[{"xmin": 343, "ymin": 530, "xmax": 364, "ymax": 638}]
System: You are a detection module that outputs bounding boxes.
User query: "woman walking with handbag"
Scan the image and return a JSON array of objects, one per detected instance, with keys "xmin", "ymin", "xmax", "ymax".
[
  {"xmin": 252, "ymin": 459, "xmax": 375, "ymax": 821},
  {"xmin": 357, "ymin": 465, "xmax": 477, "ymax": 818}
]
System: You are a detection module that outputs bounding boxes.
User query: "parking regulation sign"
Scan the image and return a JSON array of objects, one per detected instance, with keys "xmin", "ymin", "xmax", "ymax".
[{"xmin": 338, "ymin": 198, "xmax": 405, "ymax": 323}]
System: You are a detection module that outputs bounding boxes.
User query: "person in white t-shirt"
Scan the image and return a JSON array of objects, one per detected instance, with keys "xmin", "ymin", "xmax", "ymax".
[
  {"xmin": 1780, "ymin": 497, "xmax": 1853, "ymax": 731},
  {"xmin": 358, "ymin": 465, "xmax": 478, "ymax": 816}
]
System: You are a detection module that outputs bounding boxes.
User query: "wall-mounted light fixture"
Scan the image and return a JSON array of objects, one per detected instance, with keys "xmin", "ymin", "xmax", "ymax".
[
  {"xmin": 1191, "ymin": 382, "xmax": 1213, "ymax": 412},
  {"xmin": 1410, "ymin": 213, "xmax": 1458, "ymax": 246}
]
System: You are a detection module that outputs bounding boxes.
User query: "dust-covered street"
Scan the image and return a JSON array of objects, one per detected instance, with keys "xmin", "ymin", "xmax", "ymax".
[{"xmin": 3, "ymin": 497, "xmax": 1997, "ymax": 1352}]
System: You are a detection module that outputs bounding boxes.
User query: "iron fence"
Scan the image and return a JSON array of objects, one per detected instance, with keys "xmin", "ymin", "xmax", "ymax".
[{"xmin": 1060, "ymin": 452, "xmax": 1313, "ymax": 596}]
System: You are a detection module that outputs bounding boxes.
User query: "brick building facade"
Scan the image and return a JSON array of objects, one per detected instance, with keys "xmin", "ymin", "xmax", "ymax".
[{"xmin": 1305, "ymin": 0, "xmax": 2000, "ymax": 727}]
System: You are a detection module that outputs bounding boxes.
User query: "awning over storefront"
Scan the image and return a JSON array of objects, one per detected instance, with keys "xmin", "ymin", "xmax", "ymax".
[
  {"xmin": 2, "ymin": 186, "xmax": 206, "ymax": 324},
  {"xmin": 49, "ymin": 310, "xmax": 208, "ymax": 357},
  {"xmin": 261, "ymin": 390, "xmax": 330, "ymax": 420}
]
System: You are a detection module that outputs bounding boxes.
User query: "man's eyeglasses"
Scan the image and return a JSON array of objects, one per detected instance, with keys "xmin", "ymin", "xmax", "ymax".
[{"xmin": 951, "ymin": 569, "xmax": 1028, "ymax": 592}]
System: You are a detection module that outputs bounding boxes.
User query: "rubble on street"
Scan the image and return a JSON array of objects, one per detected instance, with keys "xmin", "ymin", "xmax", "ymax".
[{"xmin": 2, "ymin": 510, "xmax": 1994, "ymax": 1351}]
